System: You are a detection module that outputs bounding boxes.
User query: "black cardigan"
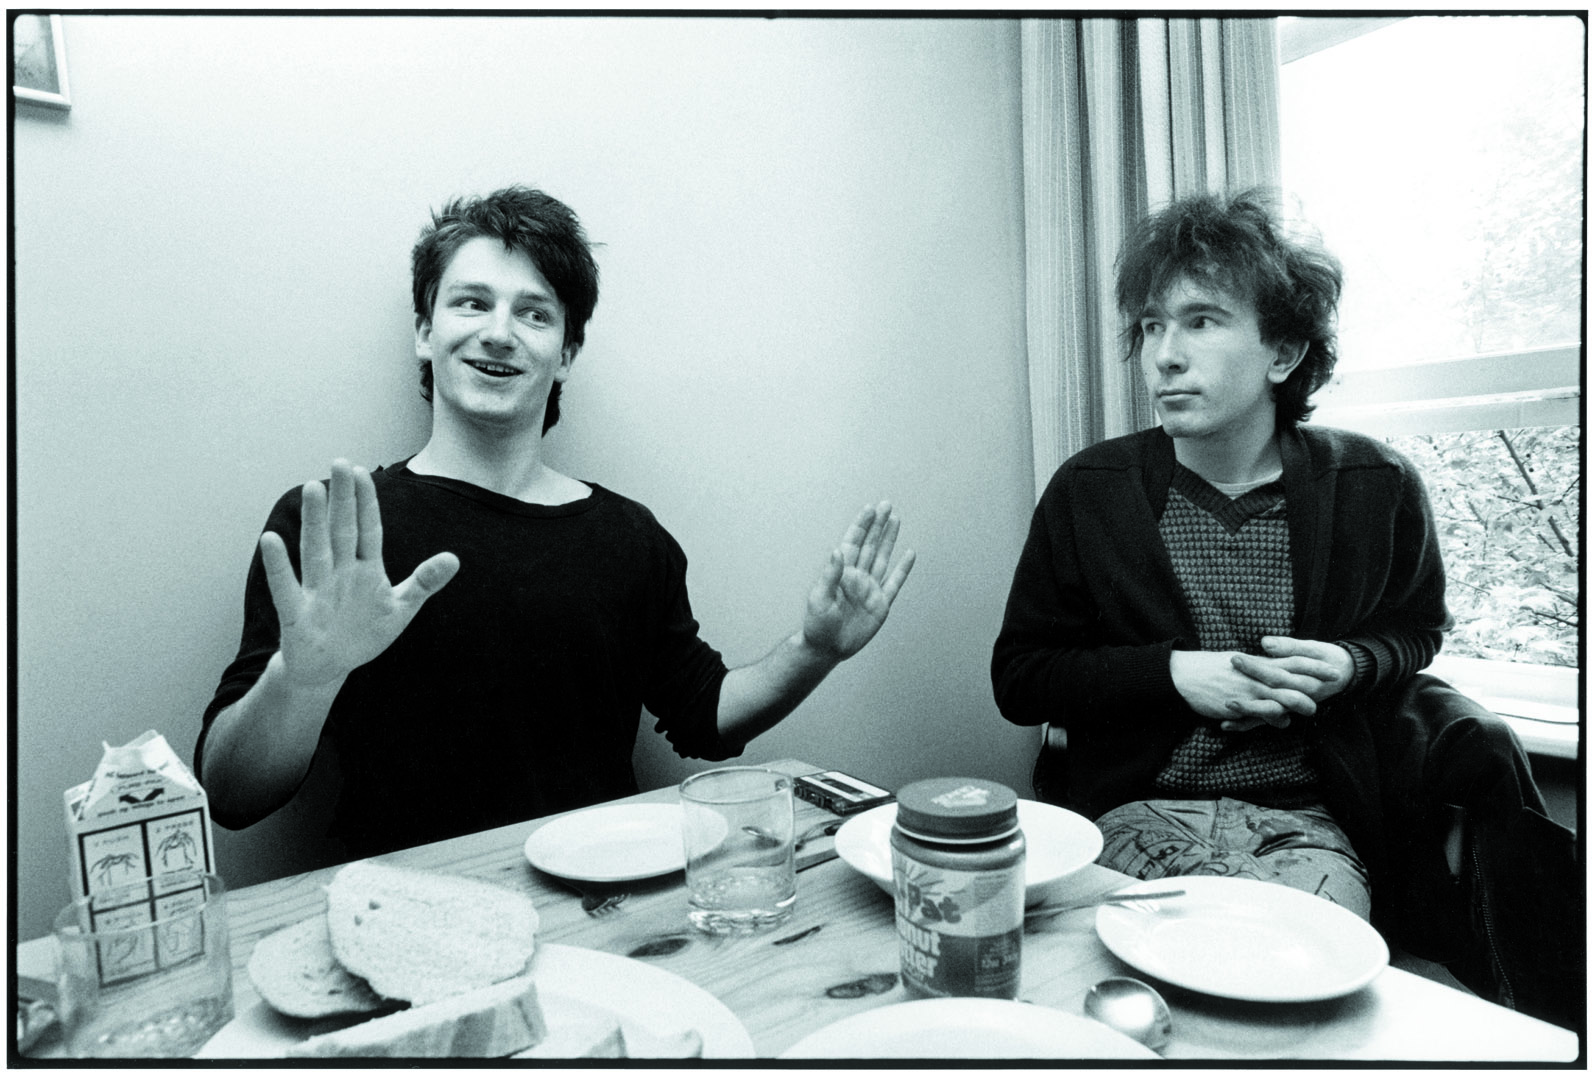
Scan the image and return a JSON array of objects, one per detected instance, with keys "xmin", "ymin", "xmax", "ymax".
[
  {"xmin": 992, "ymin": 426, "xmax": 1579, "ymax": 1028},
  {"xmin": 990, "ymin": 424, "xmax": 1451, "ymax": 823}
]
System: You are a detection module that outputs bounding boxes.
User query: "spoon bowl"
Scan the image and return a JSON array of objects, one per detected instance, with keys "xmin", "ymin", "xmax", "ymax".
[{"xmin": 1083, "ymin": 976, "xmax": 1172, "ymax": 1053}]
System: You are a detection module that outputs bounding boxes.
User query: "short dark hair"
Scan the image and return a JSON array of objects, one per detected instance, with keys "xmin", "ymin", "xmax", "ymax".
[
  {"xmin": 1115, "ymin": 189, "xmax": 1343, "ymax": 429},
  {"xmin": 411, "ymin": 186, "xmax": 600, "ymax": 434}
]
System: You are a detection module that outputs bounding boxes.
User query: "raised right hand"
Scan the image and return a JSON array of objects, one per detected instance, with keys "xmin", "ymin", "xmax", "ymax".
[{"xmin": 259, "ymin": 459, "xmax": 459, "ymax": 689}]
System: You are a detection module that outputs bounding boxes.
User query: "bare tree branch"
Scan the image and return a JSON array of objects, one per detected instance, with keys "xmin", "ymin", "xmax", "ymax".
[
  {"xmin": 1526, "ymin": 607, "xmax": 1580, "ymax": 630},
  {"xmin": 1497, "ymin": 429, "xmax": 1575, "ymax": 557}
]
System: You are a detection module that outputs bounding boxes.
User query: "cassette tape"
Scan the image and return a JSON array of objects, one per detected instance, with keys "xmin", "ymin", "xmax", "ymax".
[{"xmin": 794, "ymin": 770, "xmax": 894, "ymax": 815}]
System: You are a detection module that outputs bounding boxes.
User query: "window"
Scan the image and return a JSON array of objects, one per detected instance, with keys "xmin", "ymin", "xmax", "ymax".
[{"xmin": 1278, "ymin": 16, "xmax": 1583, "ymax": 754}]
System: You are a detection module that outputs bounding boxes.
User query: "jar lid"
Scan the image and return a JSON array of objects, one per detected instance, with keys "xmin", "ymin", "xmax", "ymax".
[{"xmin": 894, "ymin": 778, "xmax": 1019, "ymax": 841}]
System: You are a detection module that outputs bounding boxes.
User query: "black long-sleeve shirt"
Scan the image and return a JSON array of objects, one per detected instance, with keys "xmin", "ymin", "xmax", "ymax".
[{"xmin": 199, "ymin": 462, "xmax": 734, "ymax": 857}]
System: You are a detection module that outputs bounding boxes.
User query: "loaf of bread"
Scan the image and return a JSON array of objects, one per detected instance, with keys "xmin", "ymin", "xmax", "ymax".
[
  {"xmin": 247, "ymin": 915, "xmax": 391, "ymax": 1018},
  {"xmin": 286, "ymin": 974, "xmax": 548, "ymax": 1058},
  {"xmin": 325, "ymin": 860, "xmax": 539, "ymax": 1005}
]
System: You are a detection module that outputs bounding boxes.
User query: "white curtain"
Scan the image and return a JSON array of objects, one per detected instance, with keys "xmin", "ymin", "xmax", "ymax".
[{"xmin": 1020, "ymin": 18, "xmax": 1282, "ymax": 499}]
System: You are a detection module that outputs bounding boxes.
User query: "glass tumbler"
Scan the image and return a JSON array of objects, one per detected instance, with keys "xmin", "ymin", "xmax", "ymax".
[
  {"xmin": 53, "ymin": 871, "xmax": 234, "ymax": 1057},
  {"xmin": 679, "ymin": 766, "xmax": 797, "ymax": 934}
]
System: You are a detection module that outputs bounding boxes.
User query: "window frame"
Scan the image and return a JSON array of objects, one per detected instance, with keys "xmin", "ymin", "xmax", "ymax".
[
  {"xmin": 1309, "ymin": 344, "xmax": 1581, "ymax": 436},
  {"xmin": 1279, "ymin": 15, "xmax": 1584, "ymax": 755}
]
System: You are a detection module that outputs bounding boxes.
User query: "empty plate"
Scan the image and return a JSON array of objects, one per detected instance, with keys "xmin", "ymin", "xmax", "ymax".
[
  {"xmin": 1095, "ymin": 875, "xmax": 1389, "ymax": 1002},
  {"xmin": 524, "ymin": 802, "xmax": 688, "ymax": 882},
  {"xmin": 780, "ymin": 997, "xmax": 1159, "ymax": 1059}
]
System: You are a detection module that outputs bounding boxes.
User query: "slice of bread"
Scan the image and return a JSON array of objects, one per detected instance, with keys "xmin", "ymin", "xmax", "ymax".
[
  {"xmin": 325, "ymin": 861, "xmax": 539, "ymax": 1005},
  {"xmin": 246, "ymin": 915, "xmax": 391, "ymax": 1019},
  {"xmin": 286, "ymin": 974, "xmax": 547, "ymax": 1058}
]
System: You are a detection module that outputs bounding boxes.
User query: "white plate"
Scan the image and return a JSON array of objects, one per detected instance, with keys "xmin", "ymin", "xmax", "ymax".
[
  {"xmin": 834, "ymin": 799, "xmax": 1103, "ymax": 907},
  {"xmin": 196, "ymin": 943, "xmax": 754, "ymax": 1058},
  {"xmin": 1095, "ymin": 875, "xmax": 1389, "ymax": 1003},
  {"xmin": 779, "ymin": 998, "xmax": 1160, "ymax": 1059},
  {"xmin": 523, "ymin": 802, "xmax": 687, "ymax": 882}
]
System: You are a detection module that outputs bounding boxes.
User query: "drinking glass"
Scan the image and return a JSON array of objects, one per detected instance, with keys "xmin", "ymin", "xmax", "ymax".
[
  {"xmin": 53, "ymin": 871, "xmax": 234, "ymax": 1057},
  {"xmin": 679, "ymin": 766, "xmax": 797, "ymax": 933}
]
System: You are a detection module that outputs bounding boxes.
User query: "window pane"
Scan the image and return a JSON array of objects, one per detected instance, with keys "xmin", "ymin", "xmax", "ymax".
[
  {"xmin": 1280, "ymin": 16, "xmax": 1584, "ymax": 372},
  {"xmin": 1389, "ymin": 427, "xmax": 1580, "ymax": 668}
]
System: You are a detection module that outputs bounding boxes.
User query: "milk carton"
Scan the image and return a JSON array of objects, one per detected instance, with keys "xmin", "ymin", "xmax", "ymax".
[{"xmin": 65, "ymin": 730, "xmax": 217, "ymax": 907}]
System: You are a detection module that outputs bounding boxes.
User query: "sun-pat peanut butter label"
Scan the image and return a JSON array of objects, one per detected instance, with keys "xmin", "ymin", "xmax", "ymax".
[{"xmin": 892, "ymin": 848, "xmax": 1022, "ymax": 999}]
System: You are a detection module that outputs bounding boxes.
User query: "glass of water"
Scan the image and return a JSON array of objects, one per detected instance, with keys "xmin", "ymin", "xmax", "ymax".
[
  {"xmin": 679, "ymin": 766, "xmax": 797, "ymax": 934},
  {"xmin": 53, "ymin": 871, "xmax": 234, "ymax": 1057}
]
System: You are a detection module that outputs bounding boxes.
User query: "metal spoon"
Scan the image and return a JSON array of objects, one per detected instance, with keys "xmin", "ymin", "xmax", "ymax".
[
  {"xmin": 1083, "ymin": 976, "xmax": 1173, "ymax": 1053},
  {"xmin": 742, "ymin": 819, "xmax": 842, "ymax": 852}
]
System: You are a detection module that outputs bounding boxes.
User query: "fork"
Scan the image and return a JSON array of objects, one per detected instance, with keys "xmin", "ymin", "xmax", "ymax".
[
  {"xmin": 1025, "ymin": 887, "xmax": 1186, "ymax": 921},
  {"xmin": 579, "ymin": 888, "xmax": 630, "ymax": 918}
]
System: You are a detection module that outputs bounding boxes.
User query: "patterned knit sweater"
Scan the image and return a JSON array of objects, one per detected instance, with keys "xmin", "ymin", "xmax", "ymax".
[
  {"xmin": 993, "ymin": 425, "xmax": 1452, "ymax": 825},
  {"xmin": 1153, "ymin": 465, "xmax": 1319, "ymax": 805}
]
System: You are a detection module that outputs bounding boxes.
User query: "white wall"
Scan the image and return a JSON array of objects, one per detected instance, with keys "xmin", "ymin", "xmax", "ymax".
[{"xmin": 13, "ymin": 15, "xmax": 1039, "ymax": 941}]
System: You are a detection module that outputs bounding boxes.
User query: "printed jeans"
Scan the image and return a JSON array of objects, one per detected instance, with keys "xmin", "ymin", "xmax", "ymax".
[{"xmin": 1095, "ymin": 797, "xmax": 1372, "ymax": 919}]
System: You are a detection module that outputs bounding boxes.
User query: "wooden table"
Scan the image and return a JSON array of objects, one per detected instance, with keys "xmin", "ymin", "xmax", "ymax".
[{"xmin": 18, "ymin": 759, "xmax": 1580, "ymax": 1061}]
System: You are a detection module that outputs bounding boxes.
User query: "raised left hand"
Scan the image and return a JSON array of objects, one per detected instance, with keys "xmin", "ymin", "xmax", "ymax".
[{"xmin": 801, "ymin": 501, "xmax": 916, "ymax": 661}]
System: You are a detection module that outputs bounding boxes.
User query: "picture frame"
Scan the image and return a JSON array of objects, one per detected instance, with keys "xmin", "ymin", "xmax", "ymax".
[{"xmin": 13, "ymin": 13, "xmax": 71, "ymax": 110}]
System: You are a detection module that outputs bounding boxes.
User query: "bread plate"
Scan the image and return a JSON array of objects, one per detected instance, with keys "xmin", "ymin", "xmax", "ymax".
[
  {"xmin": 197, "ymin": 943, "xmax": 754, "ymax": 1058},
  {"xmin": 833, "ymin": 799, "xmax": 1103, "ymax": 907}
]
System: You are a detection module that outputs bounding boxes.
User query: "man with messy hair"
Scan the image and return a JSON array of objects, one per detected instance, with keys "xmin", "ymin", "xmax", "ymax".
[
  {"xmin": 198, "ymin": 186, "xmax": 915, "ymax": 859},
  {"xmin": 991, "ymin": 189, "xmax": 1578, "ymax": 1028},
  {"xmin": 993, "ymin": 188, "xmax": 1449, "ymax": 917}
]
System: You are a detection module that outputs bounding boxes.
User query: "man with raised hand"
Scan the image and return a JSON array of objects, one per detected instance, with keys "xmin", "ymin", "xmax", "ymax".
[{"xmin": 199, "ymin": 186, "xmax": 914, "ymax": 859}]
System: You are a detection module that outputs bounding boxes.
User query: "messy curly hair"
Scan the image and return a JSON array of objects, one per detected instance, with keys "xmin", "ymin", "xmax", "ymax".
[{"xmin": 1116, "ymin": 189, "xmax": 1343, "ymax": 429}]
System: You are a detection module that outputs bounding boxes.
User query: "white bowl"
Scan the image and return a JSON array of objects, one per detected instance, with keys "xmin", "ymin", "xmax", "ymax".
[{"xmin": 833, "ymin": 799, "xmax": 1103, "ymax": 908}]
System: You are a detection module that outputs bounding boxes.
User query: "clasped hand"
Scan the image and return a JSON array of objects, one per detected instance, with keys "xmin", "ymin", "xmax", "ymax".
[
  {"xmin": 260, "ymin": 460, "xmax": 460, "ymax": 689},
  {"xmin": 801, "ymin": 501, "xmax": 916, "ymax": 660},
  {"xmin": 1171, "ymin": 637, "xmax": 1354, "ymax": 733}
]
